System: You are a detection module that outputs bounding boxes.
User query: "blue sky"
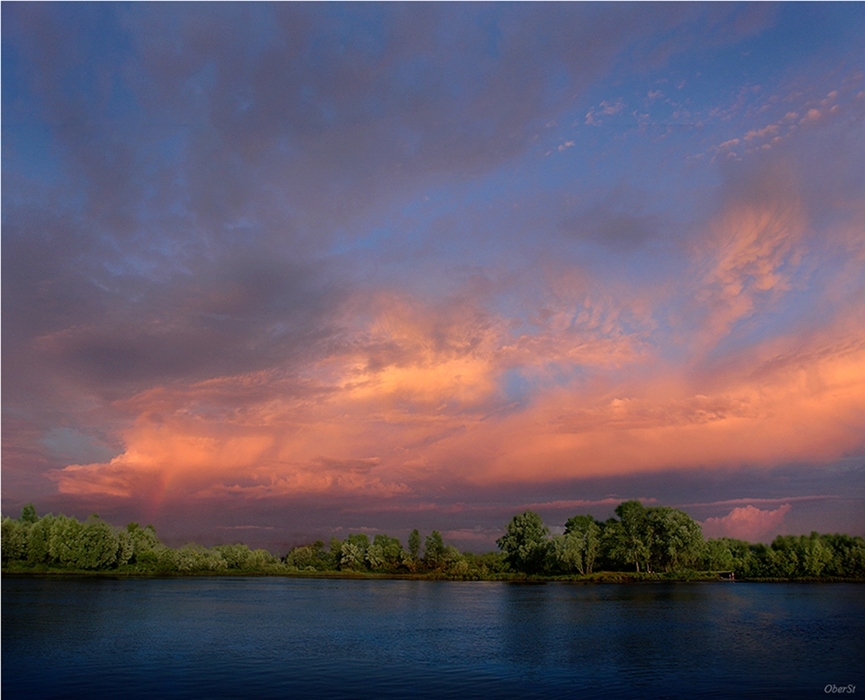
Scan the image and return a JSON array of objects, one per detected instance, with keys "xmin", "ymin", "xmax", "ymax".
[{"xmin": 3, "ymin": 3, "xmax": 865, "ymax": 550}]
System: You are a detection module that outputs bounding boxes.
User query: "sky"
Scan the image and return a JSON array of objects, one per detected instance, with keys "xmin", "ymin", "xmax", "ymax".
[{"xmin": 3, "ymin": 2, "xmax": 865, "ymax": 552}]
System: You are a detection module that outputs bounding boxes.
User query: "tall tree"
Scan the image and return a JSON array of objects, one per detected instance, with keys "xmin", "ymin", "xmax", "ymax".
[
  {"xmin": 26, "ymin": 514, "xmax": 55, "ymax": 564},
  {"xmin": 340, "ymin": 534, "xmax": 370, "ymax": 570},
  {"xmin": 1, "ymin": 517, "xmax": 29, "ymax": 562},
  {"xmin": 76, "ymin": 516, "xmax": 121, "ymax": 570},
  {"xmin": 21, "ymin": 503, "xmax": 38, "ymax": 524},
  {"xmin": 801, "ymin": 534, "xmax": 833, "ymax": 577},
  {"xmin": 408, "ymin": 529, "xmax": 421, "ymax": 560},
  {"xmin": 424, "ymin": 530, "xmax": 445, "ymax": 569},
  {"xmin": 372, "ymin": 534, "xmax": 404, "ymax": 570},
  {"xmin": 703, "ymin": 539, "xmax": 735, "ymax": 571},
  {"xmin": 551, "ymin": 533, "xmax": 586, "ymax": 574},
  {"xmin": 125, "ymin": 523, "xmax": 161, "ymax": 566},
  {"xmin": 645, "ymin": 507, "xmax": 704, "ymax": 572},
  {"xmin": 496, "ymin": 511, "xmax": 550, "ymax": 574},
  {"xmin": 564, "ymin": 514, "xmax": 601, "ymax": 574},
  {"xmin": 612, "ymin": 500, "xmax": 651, "ymax": 572}
]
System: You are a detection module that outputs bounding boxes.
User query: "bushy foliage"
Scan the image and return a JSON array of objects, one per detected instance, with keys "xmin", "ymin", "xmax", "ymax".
[
  {"xmin": 3, "ymin": 509, "xmax": 122, "ymax": 570},
  {"xmin": 4, "ymin": 500, "xmax": 864, "ymax": 579},
  {"xmin": 1, "ymin": 516, "xmax": 29, "ymax": 562},
  {"xmin": 340, "ymin": 533, "xmax": 370, "ymax": 571},
  {"xmin": 1, "ymin": 504, "xmax": 279, "ymax": 574},
  {"xmin": 552, "ymin": 515, "xmax": 601, "ymax": 575},
  {"xmin": 284, "ymin": 541, "xmax": 334, "ymax": 571},
  {"xmin": 497, "ymin": 511, "xmax": 550, "ymax": 574}
]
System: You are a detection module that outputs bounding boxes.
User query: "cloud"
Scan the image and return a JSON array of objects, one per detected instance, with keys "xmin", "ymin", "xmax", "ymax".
[
  {"xmin": 216, "ymin": 525, "xmax": 275, "ymax": 531},
  {"xmin": 702, "ymin": 73, "xmax": 862, "ymax": 160},
  {"xmin": 559, "ymin": 186, "xmax": 664, "ymax": 251},
  {"xmin": 42, "ymin": 245, "xmax": 865, "ymax": 505},
  {"xmin": 684, "ymin": 158, "xmax": 808, "ymax": 352},
  {"xmin": 4, "ymin": 3, "xmax": 751, "ymax": 416},
  {"xmin": 681, "ymin": 496, "xmax": 838, "ymax": 509},
  {"xmin": 585, "ymin": 98, "xmax": 625, "ymax": 126},
  {"xmin": 4, "ymin": 4, "xmax": 865, "ymax": 544},
  {"xmin": 744, "ymin": 124, "xmax": 779, "ymax": 141},
  {"xmin": 702, "ymin": 504, "xmax": 792, "ymax": 541},
  {"xmin": 518, "ymin": 497, "xmax": 658, "ymax": 512}
]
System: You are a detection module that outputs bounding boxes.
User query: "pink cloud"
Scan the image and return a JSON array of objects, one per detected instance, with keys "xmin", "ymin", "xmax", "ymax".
[
  {"xmin": 702, "ymin": 503, "xmax": 792, "ymax": 541},
  {"xmin": 690, "ymin": 183, "xmax": 807, "ymax": 350},
  {"xmin": 47, "ymin": 270, "xmax": 865, "ymax": 503}
]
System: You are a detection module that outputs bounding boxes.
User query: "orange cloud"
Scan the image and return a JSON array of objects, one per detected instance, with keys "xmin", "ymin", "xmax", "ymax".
[
  {"xmin": 49, "ymin": 256, "xmax": 865, "ymax": 505},
  {"xmin": 52, "ymin": 311, "xmax": 865, "ymax": 500},
  {"xmin": 472, "ymin": 326, "xmax": 865, "ymax": 483}
]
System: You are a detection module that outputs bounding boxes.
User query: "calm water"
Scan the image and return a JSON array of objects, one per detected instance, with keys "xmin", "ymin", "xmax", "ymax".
[{"xmin": 3, "ymin": 577, "xmax": 863, "ymax": 699}]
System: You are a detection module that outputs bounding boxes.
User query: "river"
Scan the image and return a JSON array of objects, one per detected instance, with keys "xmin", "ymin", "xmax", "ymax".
[{"xmin": 2, "ymin": 576, "xmax": 862, "ymax": 698}]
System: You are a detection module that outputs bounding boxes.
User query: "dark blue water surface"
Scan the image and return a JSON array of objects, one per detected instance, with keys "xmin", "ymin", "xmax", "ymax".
[{"xmin": 3, "ymin": 577, "xmax": 863, "ymax": 699}]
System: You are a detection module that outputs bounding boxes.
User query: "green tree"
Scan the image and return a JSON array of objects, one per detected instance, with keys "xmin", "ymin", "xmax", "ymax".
[
  {"xmin": 761, "ymin": 543, "xmax": 799, "ymax": 578},
  {"xmin": 564, "ymin": 514, "xmax": 601, "ymax": 574},
  {"xmin": 26, "ymin": 514, "xmax": 56, "ymax": 564},
  {"xmin": 823, "ymin": 534, "xmax": 865, "ymax": 577},
  {"xmin": 48, "ymin": 515, "xmax": 83, "ymax": 567},
  {"xmin": 365, "ymin": 542, "xmax": 385, "ymax": 569},
  {"xmin": 606, "ymin": 501, "xmax": 652, "ymax": 572},
  {"xmin": 372, "ymin": 534, "xmax": 404, "ymax": 571},
  {"xmin": 1, "ymin": 517, "xmax": 29, "ymax": 562},
  {"xmin": 465, "ymin": 551, "xmax": 507, "ymax": 576},
  {"xmin": 704, "ymin": 539, "xmax": 735, "ymax": 571},
  {"xmin": 801, "ymin": 534, "xmax": 833, "ymax": 577},
  {"xmin": 646, "ymin": 507, "xmax": 704, "ymax": 572},
  {"xmin": 551, "ymin": 533, "xmax": 585, "ymax": 574},
  {"xmin": 726, "ymin": 538, "xmax": 760, "ymax": 577},
  {"xmin": 329, "ymin": 537, "xmax": 343, "ymax": 568},
  {"xmin": 340, "ymin": 534, "xmax": 370, "ymax": 570},
  {"xmin": 496, "ymin": 511, "xmax": 550, "ymax": 574},
  {"xmin": 35, "ymin": 514, "xmax": 122, "ymax": 570},
  {"xmin": 21, "ymin": 503, "xmax": 39, "ymax": 524},
  {"xmin": 285, "ymin": 541, "xmax": 331, "ymax": 571},
  {"xmin": 441, "ymin": 545, "xmax": 468, "ymax": 576},
  {"xmin": 245, "ymin": 548, "xmax": 279, "ymax": 570},
  {"xmin": 408, "ymin": 529, "xmax": 421, "ymax": 560},
  {"xmin": 76, "ymin": 516, "xmax": 121, "ymax": 570},
  {"xmin": 125, "ymin": 523, "xmax": 161, "ymax": 567},
  {"xmin": 214, "ymin": 543, "xmax": 256, "ymax": 569},
  {"xmin": 171, "ymin": 544, "xmax": 227, "ymax": 572},
  {"xmin": 116, "ymin": 529, "xmax": 134, "ymax": 566},
  {"xmin": 424, "ymin": 530, "xmax": 445, "ymax": 569}
]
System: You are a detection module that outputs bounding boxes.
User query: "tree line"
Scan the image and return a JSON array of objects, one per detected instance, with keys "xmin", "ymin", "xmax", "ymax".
[
  {"xmin": 3, "ymin": 501, "xmax": 864, "ymax": 579},
  {"xmin": 495, "ymin": 501, "xmax": 865, "ymax": 579}
]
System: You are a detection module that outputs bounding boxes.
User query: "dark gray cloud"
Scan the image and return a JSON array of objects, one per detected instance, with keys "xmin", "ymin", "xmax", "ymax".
[
  {"xmin": 6, "ymin": 243, "xmax": 344, "ymax": 398},
  {"xmin": 559, "ymin": 186, "xmax": 665, "ymax": 252},
  {"xmin": 3, "ymin": 3, "xmax": 763, "ymax": 239},
  {"xmin": 4, "ymin": 4, "xmax": 623, "ymax": 415}
]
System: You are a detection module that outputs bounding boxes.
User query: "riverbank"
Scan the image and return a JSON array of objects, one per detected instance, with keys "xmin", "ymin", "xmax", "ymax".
[{"xmin": 4, "ymin": 565, "xmax": 863, "ymax": 583}]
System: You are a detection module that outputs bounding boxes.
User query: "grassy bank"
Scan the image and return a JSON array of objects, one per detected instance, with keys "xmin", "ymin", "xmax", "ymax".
[{"xmin": 4, "ymin": 563, "xmax": 862, "ymax": 583}]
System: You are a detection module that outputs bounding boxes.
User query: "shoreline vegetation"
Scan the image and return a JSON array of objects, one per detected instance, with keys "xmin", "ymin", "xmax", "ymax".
[{"xmin": 3, "ymin": 501, "xmax": 864, "ymax": 582}]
